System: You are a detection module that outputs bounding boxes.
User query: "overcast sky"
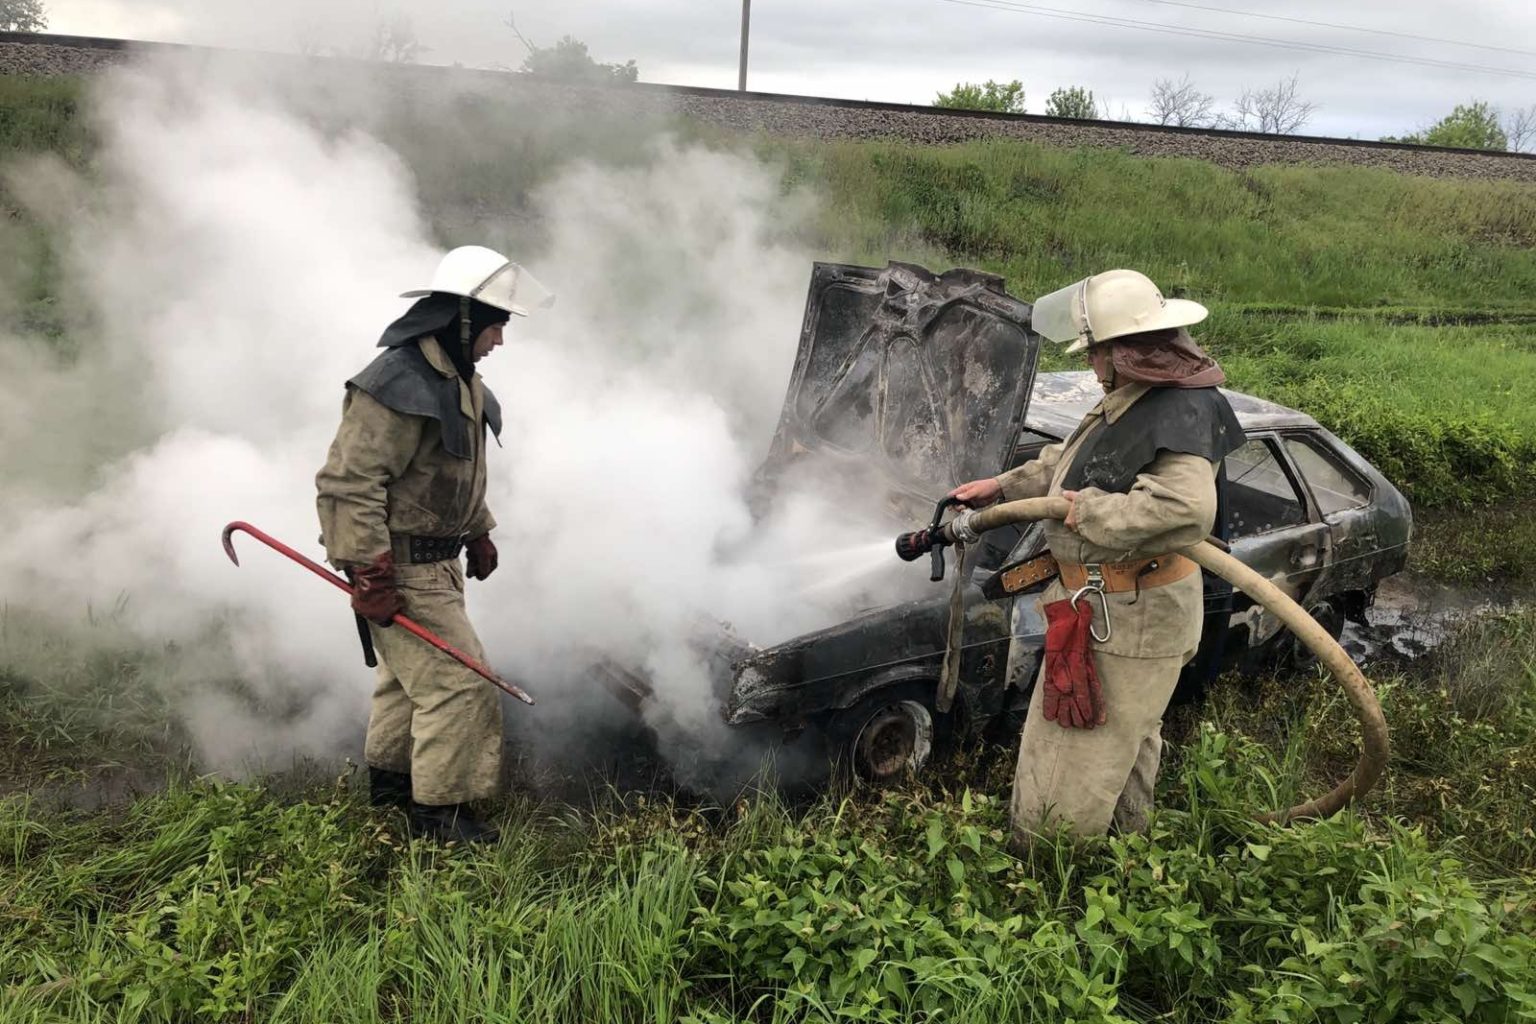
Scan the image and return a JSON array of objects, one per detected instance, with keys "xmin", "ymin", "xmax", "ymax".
[{"xmin": 44, "ymin": 0, "xmax": 1536, "ymax": 140}]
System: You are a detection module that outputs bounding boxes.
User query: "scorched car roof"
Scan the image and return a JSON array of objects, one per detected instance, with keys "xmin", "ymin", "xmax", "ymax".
[{"xmin": 1024, "ymin": 371, "xmax": 1317, "ymax": 440}]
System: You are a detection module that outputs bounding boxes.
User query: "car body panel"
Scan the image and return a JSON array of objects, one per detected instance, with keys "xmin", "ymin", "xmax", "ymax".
[{"xmin": 759, "ymin": 262, "xmax": 1041, "ymax": 511}]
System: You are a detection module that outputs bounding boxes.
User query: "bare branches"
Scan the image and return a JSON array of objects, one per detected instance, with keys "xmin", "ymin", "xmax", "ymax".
[
  {"xmin": 1220, "ymin": 73, "xmax": 1317, "ymax": 135},
  {"xmin": 1146, "ymin": 75, "xmax": 1216, "ymax": 128},
  {"xmin": 505, "ymin": 8, "xmax": 538, "ymax": 56},
  {"xmin": 1505, "ymin": 104, "xmax": 1536, "ymax": 154}
]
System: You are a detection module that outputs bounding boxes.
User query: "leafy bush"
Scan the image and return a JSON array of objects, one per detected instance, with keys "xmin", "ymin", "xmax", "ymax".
[
  {"xmin": 4, "ymin": 703, "xmax": 1536, "ymax": 1022},
  {"xmin": 691, "ymin": 791, "xmax": 1122, "ymax": 1021}
]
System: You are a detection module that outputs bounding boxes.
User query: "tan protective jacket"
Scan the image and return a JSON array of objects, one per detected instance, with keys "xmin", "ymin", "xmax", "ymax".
[
  {"xmin": 994, "ymin": 382, "xmax": 1217, "ymax": 659},
  {"xmin": 316, "ymin": 337, "xmax": 497, "ymax": 569}
]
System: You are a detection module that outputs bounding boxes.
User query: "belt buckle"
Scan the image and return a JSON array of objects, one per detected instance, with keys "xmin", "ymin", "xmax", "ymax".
[{"xmin": 1069, "ymin": 564, "xmax": 1113, "ymax": 643}]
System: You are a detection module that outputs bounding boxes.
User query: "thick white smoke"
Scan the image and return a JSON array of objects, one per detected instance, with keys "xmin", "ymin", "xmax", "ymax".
[{"xmin": 0, "ymin": 54, "xmax": 921, "ymax": 786}]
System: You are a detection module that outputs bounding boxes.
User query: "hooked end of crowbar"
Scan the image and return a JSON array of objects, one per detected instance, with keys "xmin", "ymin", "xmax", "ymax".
[{"xmin": 222, "ymin": 521, "xmax": 249, "ymax": 566}]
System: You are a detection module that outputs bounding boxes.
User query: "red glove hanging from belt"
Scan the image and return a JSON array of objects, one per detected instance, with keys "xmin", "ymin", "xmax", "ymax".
[{"xmin": 1041, "ymin": 597, "xmax": 1106, "ymax": 729}]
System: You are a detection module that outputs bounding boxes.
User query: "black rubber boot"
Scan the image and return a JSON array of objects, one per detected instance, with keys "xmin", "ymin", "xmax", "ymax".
[
  {"xmin": 406, "ymin": 802, "xmax": 500, "ymax": 845},
  {"xmin": 368, "ymin": 767, "xmax": 413, "ymax": 810}
]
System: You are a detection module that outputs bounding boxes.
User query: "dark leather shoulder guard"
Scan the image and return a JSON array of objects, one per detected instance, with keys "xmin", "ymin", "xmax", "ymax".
[
  {"xmin": 1062, "ymin": 386, "xmax": 1243, "ymax": 494},
  {"xmin": 483, "ymin": 386, "xmax": 503, "ymax": 441},
  {"xmin": 347, "ymin": 347, "xmax": 500, "ymax": 460}
]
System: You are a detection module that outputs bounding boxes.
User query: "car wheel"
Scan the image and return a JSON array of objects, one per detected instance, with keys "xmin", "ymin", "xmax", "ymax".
[
  {"xmin": 830, "ymin": 686, "xmax": 942, "ymax": 786},
  {"xmin": 1284, "ymin": 598, "xmax": 1346, "ymax": 671}
]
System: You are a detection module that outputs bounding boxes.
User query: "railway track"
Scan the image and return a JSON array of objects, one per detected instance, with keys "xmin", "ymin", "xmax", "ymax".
[{"xmin": 3, "ymin": 30, "xmax": 1534, "ymax": 182}]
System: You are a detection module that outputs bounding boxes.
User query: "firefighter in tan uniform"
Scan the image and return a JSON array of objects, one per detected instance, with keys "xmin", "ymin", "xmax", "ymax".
[
  {"xmin": 316, "ymin": 246, "xmax": 551, "ymax": 844},
  {"xmin": 952, "ymin": 270, "xmax": 1242, "ymax": 840}
]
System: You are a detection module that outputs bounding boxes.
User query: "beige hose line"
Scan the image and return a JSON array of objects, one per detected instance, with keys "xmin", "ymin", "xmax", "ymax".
[{"xmin": 955, "ymin": 496, "xmax": 1390, "ymax": 824}]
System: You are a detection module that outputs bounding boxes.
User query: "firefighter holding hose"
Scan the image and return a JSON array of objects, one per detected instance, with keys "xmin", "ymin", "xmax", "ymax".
[
  {"xmin": 315, "ymin": 246, "xmax": 551, "ymax": 844},
  {"xmin": 950, "ymin": 270, "xmax": 1242, "ymax": 840}
]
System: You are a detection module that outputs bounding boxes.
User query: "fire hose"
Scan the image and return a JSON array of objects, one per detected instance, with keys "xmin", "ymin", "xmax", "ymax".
[
  {"xmin": 221, "ymin": 522, "xmax": 535, "ymax": 706},
  {"xmin": 897, "ymin": 497, "xmax": 1388, "ymax": 824}
]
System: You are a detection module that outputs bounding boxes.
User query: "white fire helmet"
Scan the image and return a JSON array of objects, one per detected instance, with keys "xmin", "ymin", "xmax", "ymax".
[
  {"xmin": 402, "ymin": 245, "xmax": 555, "ymax": 318},
  {"xmin": 1031, "ymin": 269, "xmax": 1207, "ymax": 354}
]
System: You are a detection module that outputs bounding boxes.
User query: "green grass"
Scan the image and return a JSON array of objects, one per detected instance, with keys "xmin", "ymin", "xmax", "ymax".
[
  {"xmin": 1414, "ymin": 500, "xmax": 1536, "ymax": 584},
  {"xmin": 0, "ymin": 76, "xmax": 91, "ymax": 160},
  {"xmin": 3, "ymin": 611, "xmax": 1536, "ymax": 1023},
  {"xmin": 789, "ymin": 138, "xmax": 1536, "ymax": 310}
]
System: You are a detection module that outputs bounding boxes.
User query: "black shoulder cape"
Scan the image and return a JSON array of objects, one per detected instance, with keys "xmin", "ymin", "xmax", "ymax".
[
  {"xmin": 347, "ymin": 346, "xmax": 502, "ymax": 461},
  {"xmin": 1061, "ymin": 386, "xmax": 1243, "ymax": 494}
]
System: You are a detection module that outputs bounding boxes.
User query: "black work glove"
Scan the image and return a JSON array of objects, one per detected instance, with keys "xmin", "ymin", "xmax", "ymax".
[
  {"xmin": 350, "ymin": 552, "xmax": 405, "ymax": 626},
  {"xmin": 465, "ymin": 533, "xmax": 498, "ymax": 581}
]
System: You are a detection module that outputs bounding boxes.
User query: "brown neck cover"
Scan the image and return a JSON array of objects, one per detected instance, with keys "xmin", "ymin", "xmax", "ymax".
[{"xmin": 1108, "ymin": 327, "xmax": 1226, "ymax": 389}]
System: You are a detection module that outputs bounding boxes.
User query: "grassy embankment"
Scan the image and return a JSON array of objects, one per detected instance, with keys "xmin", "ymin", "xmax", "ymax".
[
  {"xmin": 4, "ymin": 611, "xmax": 1536, "ymax": 1023},
  {"xmin": 3, "ymin": 72, "xmax": 1536, "ymax": 1022}
]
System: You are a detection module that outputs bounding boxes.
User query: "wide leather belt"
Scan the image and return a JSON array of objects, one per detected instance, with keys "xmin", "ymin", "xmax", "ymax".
[
  {"xmin": 999, "ymin": 553, "xmax": 1062, "ymax": 594},
  {"xmin": 392, "ymin": 534, "xmax": 465, "ymax": 564},
  {"xmin": 1058, "ymin": 553, "xmax": 1198, "ymax": 594}
]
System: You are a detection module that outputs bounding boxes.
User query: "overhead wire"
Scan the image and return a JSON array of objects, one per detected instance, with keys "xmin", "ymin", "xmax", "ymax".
[
  {"xmin": 936, "ymin": 0, "xmax": 1536, "ymax": 82},
  {"xmin": 1123, "ymin": 0, "xmax": 1536, "ymax": 60}
]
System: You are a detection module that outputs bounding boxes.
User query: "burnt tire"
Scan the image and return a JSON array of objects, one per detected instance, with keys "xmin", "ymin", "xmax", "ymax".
[
  {"xmin": 827, "ymin": 684, "xmax": 949, "ymax": 787},
  {"xmin": 1280, "ymin": 598, "xmax": 1346, "ymax": 671}
]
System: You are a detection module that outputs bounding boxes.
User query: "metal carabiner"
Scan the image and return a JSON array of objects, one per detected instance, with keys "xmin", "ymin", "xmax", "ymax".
[{"xmin": 1070, "ymin": 584, "xmax": 1113, "ymax": 643}]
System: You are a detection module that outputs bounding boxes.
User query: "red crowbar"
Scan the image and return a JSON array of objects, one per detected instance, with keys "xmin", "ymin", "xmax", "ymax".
[{"xmin": 221, "ymin": 521, "xmax": 535, "ymax": 706}]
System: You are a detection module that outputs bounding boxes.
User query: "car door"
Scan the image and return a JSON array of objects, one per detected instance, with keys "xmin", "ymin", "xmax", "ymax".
[
  {"xmin": 1278, "ymin": 429, "xmax": 1383, "ymax": 598},
  {"xmin": 1223, "ymin": 433, "xmax": 1330, "ymax": 647}
]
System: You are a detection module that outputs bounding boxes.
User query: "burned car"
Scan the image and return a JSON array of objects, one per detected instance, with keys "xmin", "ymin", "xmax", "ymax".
[{"xmin": 609, "ymin": 262, "xmax": 1412, "ymax": 786}]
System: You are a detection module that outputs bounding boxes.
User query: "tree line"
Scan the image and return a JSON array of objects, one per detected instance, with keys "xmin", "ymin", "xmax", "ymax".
[{"xmin": 934, "ymin": 74, "xmax": 1535, "ymax": 153}]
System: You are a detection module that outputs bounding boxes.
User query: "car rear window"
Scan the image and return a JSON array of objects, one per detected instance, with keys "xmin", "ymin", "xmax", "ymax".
[
  {"xmin": 1284, "ymin": 435, "xmax": 1372, "ymax": 516},
  {"xmin": 1224, "ymin": 439, "xmax": 1307, "ymax": 538}
]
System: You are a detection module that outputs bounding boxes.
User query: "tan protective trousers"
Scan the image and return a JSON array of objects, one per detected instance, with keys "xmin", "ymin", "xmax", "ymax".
[
  {"xmin": 363, "ymin": 559, "xmax": 503, "ymax": 806},
  {"xmin": 1010, "ymin": 645, "xmax": 1196, "ymax": 840}
]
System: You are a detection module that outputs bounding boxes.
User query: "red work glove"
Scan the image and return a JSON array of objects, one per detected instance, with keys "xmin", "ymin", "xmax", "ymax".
[
  {"xmin": 349, "ymin": 552, "xmax": 405, "ymax": 626},
  {"xmin": 465, "ymin": 533, "xmax": 498, "ymax": 581},
  {"xmin": 1041, "ymin": 598, "xmax": 1106, "ymax": 730}
]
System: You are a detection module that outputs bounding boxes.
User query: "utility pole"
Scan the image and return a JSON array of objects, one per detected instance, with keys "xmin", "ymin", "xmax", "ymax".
[{"xmin": 738, "ymin": 0, "xmax": 751, "ymax": 91}]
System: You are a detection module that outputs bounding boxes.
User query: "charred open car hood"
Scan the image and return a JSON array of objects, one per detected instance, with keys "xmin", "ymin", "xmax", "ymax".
[{"xmin": 761, "ymin": 262, "xmax": 1040, "ymax": 504}]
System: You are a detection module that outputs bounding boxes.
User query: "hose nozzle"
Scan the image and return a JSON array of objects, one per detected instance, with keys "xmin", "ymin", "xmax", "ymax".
[
  {"xmin": 895, "ymin": 496, "xmax": 964, "ymax": 582},
  {"xmin": 894, "ymin": 527, "xmax": 939, "ymax": 563}
]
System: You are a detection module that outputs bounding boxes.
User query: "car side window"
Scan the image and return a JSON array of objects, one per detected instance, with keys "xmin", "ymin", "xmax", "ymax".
[
  {"xmin": 1224, "ymin": 438, "xmax": 1307, "ymax": 539},
  {"xmin": 1284, "ymin": 435, "xmax": 1372, "ymax": 517}
]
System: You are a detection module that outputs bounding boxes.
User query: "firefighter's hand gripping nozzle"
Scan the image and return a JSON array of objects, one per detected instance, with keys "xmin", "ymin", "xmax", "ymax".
[
  {"xmin": 895, "ymin": 496, "xmax": 973, "ymax": 582},
  {"xmin": 897, "ymin": 497, "xmax": 989, "ymax": 580}
]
